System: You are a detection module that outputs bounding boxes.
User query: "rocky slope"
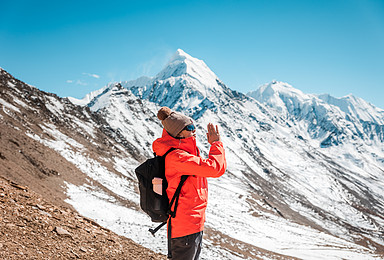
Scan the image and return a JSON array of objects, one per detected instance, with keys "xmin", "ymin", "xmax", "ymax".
[{"xmin": 0, "ymin": 176, "xmax": 164, "ymax": 259}]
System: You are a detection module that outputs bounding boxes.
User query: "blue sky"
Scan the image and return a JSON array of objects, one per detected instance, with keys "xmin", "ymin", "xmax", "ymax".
[{"xmin": 1, "ymin": 0, "xmax": 384, "ymax": 109}]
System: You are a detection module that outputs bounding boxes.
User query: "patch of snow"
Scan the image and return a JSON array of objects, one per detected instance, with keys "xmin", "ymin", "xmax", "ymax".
[
  {"xmin": 113, "ymin": 157, "xmax": 138, "ymax": 178},
  {"xmin": 7, "ymin": 81, "xmax": 16, "ymax": 88},
  {"xmin": 0, "ymin": 98, "xmax": 21, "ymax": 113},
  {"xmin": 69, "ymin": 116, "xmax": 96, "ymax": 138},
  {"xmin": 45, "ymin": 96, "xmax": 65, "ymax": 115},
  {"xmin": 26, "ymin": 125, "xmax": 139, "ymax": 203},
  {"xmin": 12, "ymin": 97, "xmax": 29, "ymax": 108}
]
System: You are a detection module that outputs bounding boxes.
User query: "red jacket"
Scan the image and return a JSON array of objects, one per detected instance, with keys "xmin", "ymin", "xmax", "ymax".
[{"xmin": 152, "ymin": 130, "xmax": 226, "ymax": 238}]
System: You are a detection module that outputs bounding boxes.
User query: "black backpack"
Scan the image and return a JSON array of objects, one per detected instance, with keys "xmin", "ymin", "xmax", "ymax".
[{"xmin": 135, "ymin": 148, "xmax": 188, "ymax": 258}]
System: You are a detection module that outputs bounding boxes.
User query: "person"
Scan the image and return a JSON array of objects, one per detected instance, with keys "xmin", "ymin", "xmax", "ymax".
[{"xmin": 152, "ymin": 106, "xmax": 227, "ymax": 260}]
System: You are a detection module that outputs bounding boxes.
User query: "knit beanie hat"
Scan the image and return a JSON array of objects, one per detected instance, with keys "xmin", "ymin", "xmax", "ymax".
[{"xmin": 157, "ymin": 107, "xmax": 193, "ymax": 138}]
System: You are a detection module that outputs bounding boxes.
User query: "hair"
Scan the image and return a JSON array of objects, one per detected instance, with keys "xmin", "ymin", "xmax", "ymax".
[{"xmin": 157, "ymin": 106, "xmax": 172, "ymax": 121}]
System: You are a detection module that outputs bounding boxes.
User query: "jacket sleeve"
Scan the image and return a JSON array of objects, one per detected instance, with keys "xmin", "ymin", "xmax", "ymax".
[{"xmin": 168, "ymin": 141, "xmax": 227, "ymax": 178}]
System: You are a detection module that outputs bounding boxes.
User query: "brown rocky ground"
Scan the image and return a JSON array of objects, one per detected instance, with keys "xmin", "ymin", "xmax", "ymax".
[{"xmin": 0, "ymin": 176, "xmax": 165, "ymax": 259}]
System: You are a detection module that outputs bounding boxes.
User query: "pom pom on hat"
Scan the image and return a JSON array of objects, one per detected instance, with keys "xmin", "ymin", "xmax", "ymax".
[
  {"xmin": 157, "ymin": 107, "xmax": 172, "ymax": 121},
  {"xmin": 157, "ymin": 106, "xmax": 193, "ymax": 137}
]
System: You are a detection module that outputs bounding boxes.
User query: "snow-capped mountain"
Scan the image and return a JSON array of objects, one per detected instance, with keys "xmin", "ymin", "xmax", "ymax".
[
  {"xmin": 318, "ymin": 93, "xmax": 384, "ymax": 125},
  {"xmin": 248, "ymin": 81, "xmax": 384, "ymax": 147},
  {"xmin": 1, "ymin": 47, "xmax": 384, "ymax": 260},
  {"xmin": 118, "ymin": 49, "xmax": 242, "ymax": 117},
  {"xmin": 69, "ymin": 50, "xmax": 384, "ymax": 258}
]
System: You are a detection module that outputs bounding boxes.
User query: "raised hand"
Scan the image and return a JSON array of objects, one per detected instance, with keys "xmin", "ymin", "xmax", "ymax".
[{"xmin": 206, "ymin": 123, "xmax": 221, "ymax": 145}]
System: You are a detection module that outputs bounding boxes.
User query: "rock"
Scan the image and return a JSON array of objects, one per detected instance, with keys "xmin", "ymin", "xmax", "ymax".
[
  {"xmin": 9, "ymin": 182, "xmax": 27, "ymax": 191},
  {"xmin": 83, "ymin": 217, "xmax": 101, "ymax": 227},
  {"xmin": 23, "ymin": 216, "xmax": 32, "ymax": 222},
  {"xmin": 93, "ymin": 229, "xmax": 103, "ymax": 235},
  {"xmin": 54, "ymin": 227, "xmax": 71, "ymax": 237},
  {"xmin": 71, "ymin": 250, "xmax": 80, "ymax": 258},
  {"xmin": 36, "ymin": 204, "xmax": 46, "ymax": 210},
  {"xmin": 39, "ymin": 210, "xmax": 52, "ymax": 218},
  {"xmin": 107, "ymin": 238, "xmax": 116, "ymax": 243}
]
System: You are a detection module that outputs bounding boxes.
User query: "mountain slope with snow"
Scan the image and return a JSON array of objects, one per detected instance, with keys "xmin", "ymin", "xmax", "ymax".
[
  {"xmin": 73, "ymin": 50, "xmax": 384, "ymax": 259},
  {"xmin": 317, "ymin": 93, "xmax": 384, "ymax": 125},
  {"xmin": 248, "ymin": 81, "xmax": 384, "ymax": 147},
  {"xmin": 1, "ymin": 47, "xmax": 384, "ymax": 259}
]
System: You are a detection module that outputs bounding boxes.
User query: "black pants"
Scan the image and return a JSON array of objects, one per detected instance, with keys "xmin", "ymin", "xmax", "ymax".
[{"xmin": 170, "ymin": 231, "xmax": 203, "ymax": 260}]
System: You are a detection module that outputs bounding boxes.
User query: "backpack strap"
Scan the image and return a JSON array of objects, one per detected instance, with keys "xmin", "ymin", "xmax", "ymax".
[
  {"xmin": 167, "ymin": 217, "xmax": 173, "ymax": 258},
  {"xmin": 162, "ymin": 147, "xmax": 176, "ymax": 157},
  {"xmin": 167, "ymin": 175, "xmax": 188, "ymax": 217}
]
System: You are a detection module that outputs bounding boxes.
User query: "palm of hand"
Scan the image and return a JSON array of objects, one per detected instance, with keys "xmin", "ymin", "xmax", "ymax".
[{"xmin": 207, "ymin": 123, "xmax": 220, "ymax": 144}]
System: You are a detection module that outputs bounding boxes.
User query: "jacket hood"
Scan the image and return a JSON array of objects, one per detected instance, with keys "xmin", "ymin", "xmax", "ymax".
[{"xmin": 153, "ymin": 129, "xmax": 198, "ymax": 156}]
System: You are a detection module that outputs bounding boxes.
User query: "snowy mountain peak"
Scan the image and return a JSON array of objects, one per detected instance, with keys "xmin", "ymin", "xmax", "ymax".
[
  {"xmin": 168, "ymin": 48, "xmax": 193, "ymax": 63},
  {"xmin": 253, "ymin": 81, "xmax": 305, "ymax": 100},
  {"xmin": 249, "ymin": 80, "xmax": 384, "ymax": 147},
  {"xmin": 67, "ymin": 86, "xmax": 109, "ymax": 106},
  {"xmin": 155, "ymin": 49, "xmax": 219, "ymax": 88},
  {"xmin": 317, "ymin": 93, "xmax": 384, "ymax": 124},
  {"xmin": 105, "ymin": 49, "xmax": 230, "ymax": 113},
  {"xmin": 248, "ymin": 81, "xmax": 308, "ymax": 113},
  {"xmin": 68, "ymin": 49, "xmax": 228, "ymax": 114}
]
